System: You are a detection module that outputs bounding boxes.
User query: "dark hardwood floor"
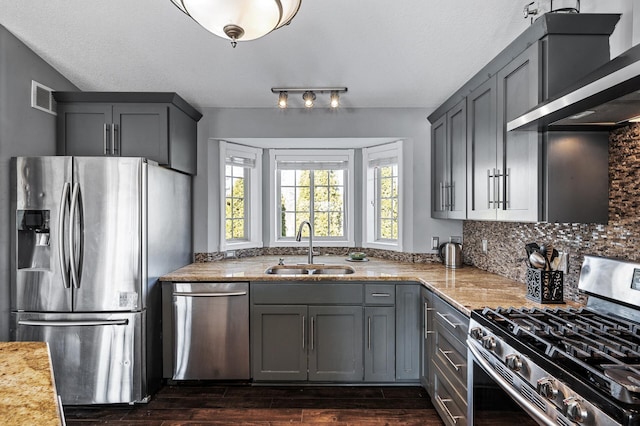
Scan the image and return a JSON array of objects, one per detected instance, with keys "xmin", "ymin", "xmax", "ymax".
[{"xmin": 63, "ymin": 384, "xmax": 445, "ymax": 425}]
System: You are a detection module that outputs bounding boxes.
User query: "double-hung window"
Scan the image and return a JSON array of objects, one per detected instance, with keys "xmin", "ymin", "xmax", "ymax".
[
  {"xmin": 270, "ymin": 150, "xmax": 355, "ymax": 246},
  {"xmin": 363, "ymin": 141, "xmax": 403, "ymax": 251},
  {"xmin": 220, "ymin": 141, "xmax": 263, "ymax": 250}
]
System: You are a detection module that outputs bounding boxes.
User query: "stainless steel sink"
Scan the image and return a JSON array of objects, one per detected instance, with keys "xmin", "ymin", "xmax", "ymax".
[{"xmin": 265, "ymin": 264, "xmax": 355, "ymax": 275}]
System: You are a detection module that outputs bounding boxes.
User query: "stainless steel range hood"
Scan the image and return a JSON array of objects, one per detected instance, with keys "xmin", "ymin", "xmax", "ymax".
[{"xmin": 508, "ymin": 42, "xmax": 640, "ymax": 131}]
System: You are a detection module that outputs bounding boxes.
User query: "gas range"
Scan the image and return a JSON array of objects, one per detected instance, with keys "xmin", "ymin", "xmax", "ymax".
[{"xmin": 467, "ymin": 256, "xmax": 640, "ymax": 426}]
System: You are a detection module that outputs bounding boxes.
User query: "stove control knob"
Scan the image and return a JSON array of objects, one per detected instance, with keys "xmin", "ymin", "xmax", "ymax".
[
  {"xmin": 470, "ymin": 327, "xmax": 484, "ymax": 340},
  {"xmin": 536, "ymin": 378, "xmax": 558, "ymax": 400},
  {"xmin": 563, "ymin": 396, "xmax": 588, "ymax": 423},
  {"xmin": 505, "ymin": 354, "xmax": 522, "ymax": 371},
  {"xmin": 481, "ymin": 336, "xmax": 496, "ymax": 351}
]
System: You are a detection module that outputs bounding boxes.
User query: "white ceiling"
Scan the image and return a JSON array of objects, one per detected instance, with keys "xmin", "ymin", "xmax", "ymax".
[{"xmin": 0, "ymin": 1, "xmax": 602, "ymax": 111}]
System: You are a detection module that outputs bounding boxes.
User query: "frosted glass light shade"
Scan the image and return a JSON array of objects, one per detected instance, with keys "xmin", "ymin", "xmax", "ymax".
[{"xmin": 171, "ymin": 0, "xmax": 301, "ymax": 43}]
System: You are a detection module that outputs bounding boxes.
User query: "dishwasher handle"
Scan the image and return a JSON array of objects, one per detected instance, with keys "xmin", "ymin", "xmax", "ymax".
[{"xmin": 173, "ymin": 291, "xmax": 248, "ymax": 297}]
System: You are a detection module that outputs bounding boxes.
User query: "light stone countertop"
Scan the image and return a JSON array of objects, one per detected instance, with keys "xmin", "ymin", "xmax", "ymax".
[
  {"xmin": 161, "ymin": 255, "xmax": 579, "ymax": 315},
  {"xmin": 0, "ymin": 342, "xmax": 63, "ymax": 426}
]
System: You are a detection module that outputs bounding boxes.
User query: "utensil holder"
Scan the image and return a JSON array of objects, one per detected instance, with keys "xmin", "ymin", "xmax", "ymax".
[{"xmin": 525, "ymin": 268, "xmax": 565, "ymax": 304}]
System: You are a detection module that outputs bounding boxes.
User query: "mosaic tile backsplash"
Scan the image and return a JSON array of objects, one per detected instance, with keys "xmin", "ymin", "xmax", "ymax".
[{"xmin": 463, "ymin": 124, "xmax": 640, "ymax": 304}]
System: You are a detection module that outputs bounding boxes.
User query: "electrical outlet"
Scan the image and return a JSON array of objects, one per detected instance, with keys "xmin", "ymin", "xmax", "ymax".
[
  {"xmin": 431, "ymin": 237, "xmax": 439, "ymax": 250},
  {"xmin": 482, "ymin": 239, "xmax": 488, "ymax": 254}
]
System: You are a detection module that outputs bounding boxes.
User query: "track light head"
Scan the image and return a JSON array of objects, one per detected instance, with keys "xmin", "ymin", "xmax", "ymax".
[
  {"xmin": 330, "ymin": 91, "xmax": 340, "ymax": 108},
  {"xmin": 303, "ymin": 91, "xmax": 316, "ymax": 108},
  {"xmin": 278, "ymin": 91, "xmax": 288, "ymax": 108}
]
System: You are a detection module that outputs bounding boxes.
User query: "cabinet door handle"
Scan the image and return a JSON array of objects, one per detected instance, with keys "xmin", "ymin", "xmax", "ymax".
[
  {"xmin": 440, "ymin": 181, "xmax": 445, "ymax": 211},
  {"xmin": 495, "ymin": 168, "xmax": 502, "ymax": 208},
  {"xmin": 302, "ymin": 315, "xmax": 306, "ymax": 350},
  {"xmin": 438, "ymin": 348, "xmax": 464, "ymax": 371},
  {"xmin": 424, "ymin": 302, "xmax": 434, "ymax": 339},
  {"xmin": 367, "ymin": 316, "xmax": 371, "ymax": 350},
  {"xmin": 504, "ymin": 168, "xmax": 510, "ymax": 209},
  {"xmin": 310, "ymin": 316, "xmax": 315, "ymax": 351},
  {"xmin": 436, "ymin": 312, "xmax": 462, "ymax": 329},
  {"xmin": 371, "ymin": 293, "xmax": 390, "ymax": 298},
  {"xmin": 111, "ymin": 123, "xmax": 119, "ymax": 155},
  {"xmin": 435, "ymin": 395, "xmax": 463, "ymax": 424},
  {"xmin": 487, "ymin": 169, "xmax": 493, "ymax": 208},
  {"xmin": 103, "ymin": 123, "xmax": 110, "ymax": 155},
  {"xmin": 449, "ymin": 181, "xmax": 454, "ymax": 211}
]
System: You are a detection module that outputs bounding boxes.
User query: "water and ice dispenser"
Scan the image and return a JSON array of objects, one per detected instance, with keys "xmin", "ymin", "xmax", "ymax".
[{"xmin": 17, "ymin": 210, "xmax": 51, "ymax": 270}]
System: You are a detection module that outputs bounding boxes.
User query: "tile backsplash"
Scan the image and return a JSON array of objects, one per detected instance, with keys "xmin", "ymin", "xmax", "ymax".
[{"xmin": 463, "ymin": 123, "xmax": 640, "ymax": 304}]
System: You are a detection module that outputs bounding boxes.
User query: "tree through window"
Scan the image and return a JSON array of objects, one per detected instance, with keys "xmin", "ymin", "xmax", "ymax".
[{"xmin": 273, "ymin": 150, "xmax": 353, "ymax": 244}]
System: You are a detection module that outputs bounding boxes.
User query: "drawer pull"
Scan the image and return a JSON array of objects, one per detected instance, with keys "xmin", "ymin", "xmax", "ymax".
[
  {"xmin": 436, "ymin": 395, "xmax": 463, "ymax": 424},
  {"xmin": 438, "ymin": 348, "xmax": 464, "ymax": 371},
  {"xmin": 371, "ymin": 293, "xmax": 391, "ymax": 297},
  {"xmin": 436, "ymin": 312, "xmax": 463, "ymax": 329}
]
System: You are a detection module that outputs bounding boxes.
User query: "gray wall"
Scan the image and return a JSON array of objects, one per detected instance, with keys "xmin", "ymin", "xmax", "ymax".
[
  {"xmin": 0, "ymin": 25, "xmax": 78, "ymax": 340},
  {"xmin": 193, "ymin": 107, "xmax": 462, "ymax": 254}
]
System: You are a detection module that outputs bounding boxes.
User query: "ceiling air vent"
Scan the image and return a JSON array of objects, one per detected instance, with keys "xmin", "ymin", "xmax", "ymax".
[{"xmin": 31, "ymin": 80, "xmax": 57, "ymax": 115}]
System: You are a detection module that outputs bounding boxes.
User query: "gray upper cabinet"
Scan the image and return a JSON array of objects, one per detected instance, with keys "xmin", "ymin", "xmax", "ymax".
[
  {"xmin": 472, "ymin": 44, "xmax": 540, "ymax": 222},
  {"xmin": 431, "ymin": 99, "xmax": 466, "ymax": 219},
  {"xmin": 54, "ymin": 92, "xmax": 202, "ymax": 176},
  {"xmin": 431, "ymin": 13, "xmax": 619, "ymax": 223},
  {"xmin": 466, "ymin": 78, "xmax": 497, "ymax": 220}
]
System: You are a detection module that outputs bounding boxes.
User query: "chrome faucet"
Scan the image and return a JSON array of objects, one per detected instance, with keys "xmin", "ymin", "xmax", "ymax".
[{"xmin": 295, "ymin": 220, "xmax": 315, "ymax": 264}]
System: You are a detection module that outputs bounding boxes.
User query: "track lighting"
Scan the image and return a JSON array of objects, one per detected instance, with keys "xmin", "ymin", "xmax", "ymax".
[
  {"xmin": 303, "ymin": 91, "xmax": 316, "ymax": 108},
  {"xmin": 330, "ymin": 91, "xmax": 340, "ymax": 108},
  {"xmin": 271, "ymin": 87, "xmax": 347, "ymax": 109},
  {"xmin": 278, "ymin": 91, "xmax": 288, "ymax": 109}
]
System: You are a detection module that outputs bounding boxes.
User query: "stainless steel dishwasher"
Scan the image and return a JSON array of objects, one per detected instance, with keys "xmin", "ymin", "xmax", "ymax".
[{"xmin": 169, "ymin": 282, "xmax": 249, "ymax": 380}]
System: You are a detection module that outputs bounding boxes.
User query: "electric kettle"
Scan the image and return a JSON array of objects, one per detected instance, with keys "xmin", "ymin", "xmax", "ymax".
[{"xmin": 438, "ymin": 241, "xmax": 463, "ymax": 269}]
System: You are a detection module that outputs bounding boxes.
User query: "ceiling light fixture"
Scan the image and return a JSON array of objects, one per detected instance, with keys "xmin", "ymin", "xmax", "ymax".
[
  {"xmin": 330, "ymin": 91, "xmax": 340, "ymax": 108},
  {"xmin": 271, "ymin": 87, "xmax": 348, "ymax": 109},
  {"xmin": 302, "ymin": 91, "xmax": 316, "ymax": 108},
  {"xmin": 169, "ymin": 0, "xmax": 302, "ymax": 48},
  {"xmin": 278, "ymin": 91, "xmax": 288, "ymax": 109}
]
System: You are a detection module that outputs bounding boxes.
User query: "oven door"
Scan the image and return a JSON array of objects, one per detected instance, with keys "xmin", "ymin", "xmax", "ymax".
[{"xmin": 467, "ymin": 342, "xmax": 546, "ymax": 426}]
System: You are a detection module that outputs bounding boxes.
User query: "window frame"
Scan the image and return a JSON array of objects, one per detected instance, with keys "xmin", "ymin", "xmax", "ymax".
[
  {"xmin": 362, "ymin": 141, "xmax": 403, "ymax": 251},
  {"xmin": 219, "ymin": 141, "xmax": 263, "ymax": 251},
  {"xmin": 269, "ymin": 149, "xmax": 355, "ymax": 247}
]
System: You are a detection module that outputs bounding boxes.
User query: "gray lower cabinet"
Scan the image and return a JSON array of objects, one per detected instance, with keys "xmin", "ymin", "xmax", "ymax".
[
  {"xmin": 251, "ymin": 282, "xmax": 364, "ymax": 382},
  {"xmin": 430, "ymin": 294, "xmax": 469, "ymax": 426},
  {"xmin": 251, "ymin": 281, "xmax": 422, "ymax": 384},
  {"xmin": 54, "ymin": 92, "xmax": 202, "ymax": 175},
  {"xmin": 364, "ymin": 284, "xmax": 395, "ymax": 382},
  {"xmin": 251, "ymin": 304, "xmax": 363, "ymax": 382},
  {"xmin": 395, "ymin": 284, "xmax": 421, "ymax": 381},
  {"xmin": 420, "ymin": 287, "xmax": 435, "ymax": 396},
  {"xmin": 251, "ymin": 304, "xmax": 307, "ymax": 381}
]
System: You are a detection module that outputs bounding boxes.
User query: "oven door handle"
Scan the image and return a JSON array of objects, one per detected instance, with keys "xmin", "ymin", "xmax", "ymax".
[{"xmin": 467, "ymin": 341, "xmax": 556, "ymax": 426}]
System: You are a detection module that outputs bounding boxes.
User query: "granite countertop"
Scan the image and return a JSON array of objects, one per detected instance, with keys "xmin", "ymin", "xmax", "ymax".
[
  {"xmin": 161, "ymin": 255, "xmax": 578, "ymax": 315},
  {"xmin": 0, "ymin": 342, "xmax": 63, "ymax": 426}
]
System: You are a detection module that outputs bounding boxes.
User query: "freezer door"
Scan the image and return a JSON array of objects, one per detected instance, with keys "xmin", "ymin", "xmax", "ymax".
[
  {"xmin": 11, "ymin": 311, "xmax": 145, "ymax": 405},
  {"xmin": 72, "ymin": 157, "xmax": 143, "ymax": 312},
  {"xmin": 13, "ymin": 156, "xmax": 73, "ymax": 312}
]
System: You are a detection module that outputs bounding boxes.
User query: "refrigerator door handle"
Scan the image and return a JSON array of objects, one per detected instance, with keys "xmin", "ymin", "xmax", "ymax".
[
  {"xmin": 58, "ymin": 182, "xmax": 71, "ymax": 289},
  {"xmin": 18, "ymin": 319, "xmax": 129, "ymax": 327},
  {"xmin": 69, "ymin": 182, "xmax": 81, "ymax": 289}
]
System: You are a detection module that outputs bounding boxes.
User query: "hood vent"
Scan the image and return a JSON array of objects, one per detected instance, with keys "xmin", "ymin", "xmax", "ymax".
[{"xmin": 508, "ymin": 43, "xmax": 640, "ymax": 131}]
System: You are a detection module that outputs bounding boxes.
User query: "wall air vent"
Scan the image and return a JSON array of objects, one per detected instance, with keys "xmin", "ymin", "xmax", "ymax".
[{"xmin": 31, "ymin": 80, "xmax": 57, "ymax": 115}]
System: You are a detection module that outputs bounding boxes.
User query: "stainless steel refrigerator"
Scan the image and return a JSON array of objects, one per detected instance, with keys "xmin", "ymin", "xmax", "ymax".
[{"xmin": 10, "ymin": 156, "xmax": 192, "ymax": 405}]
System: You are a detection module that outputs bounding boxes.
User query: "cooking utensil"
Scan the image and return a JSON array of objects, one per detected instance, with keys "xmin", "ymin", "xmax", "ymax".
[
  {"xmin": 529, "ymin": 251, "xmax": 547, "ymax": 270},
  {"xmin": 524, "ymin": 243, "xmax": 539, "ymax": 267}
]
